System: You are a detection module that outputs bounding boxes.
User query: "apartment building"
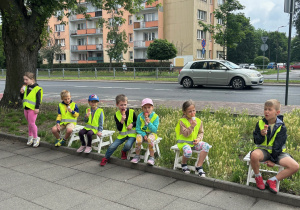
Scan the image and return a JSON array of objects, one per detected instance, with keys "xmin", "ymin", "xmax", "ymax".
[{"xmin": 45, "ymin": 0, "xmax": 224, "ymax": 65}]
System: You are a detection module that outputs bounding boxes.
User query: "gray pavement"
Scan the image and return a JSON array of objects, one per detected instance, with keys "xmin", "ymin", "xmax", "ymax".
[{"xmin": 0, "ymin": 134, "xmax": 299, "ymax": 210}]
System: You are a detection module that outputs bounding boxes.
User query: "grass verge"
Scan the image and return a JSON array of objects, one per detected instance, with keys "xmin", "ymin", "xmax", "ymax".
[{"xmin": 0, "ymin": 103, "xmax": 299, "ymax": 195}]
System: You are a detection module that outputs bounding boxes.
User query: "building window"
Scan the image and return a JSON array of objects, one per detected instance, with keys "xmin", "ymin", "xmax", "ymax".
[
  {"xmin": 210, "ymin": 0, "xmax": 213, "ymax": 4},
  {"xmin": 129, "ymin": 51, "xmax": 133, "ymax": 60},
  {"xmin": 128, "ymin": 15, "xmax": 133, "ymax": 25},
  {"xmin": 55, "ymin": 24, "xmax": 65, "ymax": 32},
  {"xmin": 144, "ymin": 32, "xmax": 155, "ymax": 41},
  {"xmin": 197, "ymin": 30, "xmax": 206, "ymax": 40},
  {"xmin": 197, "ymin": 49, "xmax": 205, "ymax": 59},
  {"xmin": 77, "ymin": 23, "xmax": 86, "ymax": 30},
  {"xmin": 56, "ymin": 54, "xmax": 66, "ymax": 61},
  {"xmin": 197, "ymin": 10, "xmax": 207, "ymax": 21},
  {"xmin": 55, "ymin": 39, "xmax": 65, "ymax": 46},
  {"xmin": 217, "ymin": 51, "xmax": 224, "ymax": 59},
  {"xmin": 129, "ymin": 33, "xmax": 133, "ymax": 42},
  {"xmin": 79, "ymin": 54, "xmax": 87, "ymax": 60},
  {"xmin": 210, "ymin": 13, "xmax": 212, "ymax": 23},
  {"xmin": 77, "ymin": 38, "xmax": 87, "ymax": 46},
  {"xmin": 218, "ymin": 18, "xmax": 223, "ymax": 25},
  {"xmin": 218, "ymin": 0, "xmax": 225, "ymax": 5},
  {"xmin": 144, "ymin": 13, "xmax": 157, "ymax": 22}
]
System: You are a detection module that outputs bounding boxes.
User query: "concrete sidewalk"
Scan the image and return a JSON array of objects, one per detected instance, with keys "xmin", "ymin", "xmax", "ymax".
[{"xmin": 0, "ymin": 135, "xmax": 299, "ymax": 210}]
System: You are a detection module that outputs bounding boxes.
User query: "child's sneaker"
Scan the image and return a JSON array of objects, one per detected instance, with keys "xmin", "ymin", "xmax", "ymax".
[
  {"xmin": 27, "ymin": 136, "xmax": 33, "ymax": 146},
  {"xmin": 100, "ymin": 157, "xmax": 108, "ymax": 166},
  {"xmin": 266, "ymin": 179, "xmax": 277, "ymax": 194},
  {"xmin": 196, "ymin": 167, "xmax": 206, "ymax": 177},
  {"xmin": 255, "ymin": 176, "xmax": 265, "ymax": 190},
  {"xmin": 33, "ymin": 137, "xmax": 40, "ymax": 148},
  {"xmin": 130, "ymin": 155, "xmax": 140, "ymax": 164},
  {"xmin": 121, "ymin": 151, "xmax": 127, "ymax": 160},
  {"xmin": 54, "ymin": 138, "xmax": 60, "ymax": 146},
  {"xmin": 55, "ymin": 138, "xmax": 65, "ymax": 147},
  {"xmin": 147, "ymin": 156, "xmax": 155, "ymax": 166},
  {"xmin": 84, "ymin": 146, "xmax": 92, "ymax": 154},
  {"xmin": 182, "ymin": 167, "xmax": 190, "ymax": 174},
  {"xmin": 77, "ymin": 146, "xmax": 86, "ymax": 153}
]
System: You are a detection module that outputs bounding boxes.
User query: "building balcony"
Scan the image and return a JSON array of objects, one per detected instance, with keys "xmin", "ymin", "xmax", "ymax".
[
  {"xmin": 69, "ymin": 11, "xmax": 102, "ymax": 21},
  {"xmin": 134, "ymin": 21, "xmax": 158, "ymax": 30},
  {"xmin": 87, "ymin": 57, "xmax": 104, "ymax": 62},
  {"xmin": 134, "ymin": 40, "xmax": 154, "ymax": 48},
  {"xmin": 70, "ymin": 28, "xmax": 103, "ymax": 35},
  {"xmin": 71, "ymin": 44, "xmax": 103, "ymax": 51},
  {"xmin": 141, "ymin": 1, "xmax": 159, "ymax": 9}
]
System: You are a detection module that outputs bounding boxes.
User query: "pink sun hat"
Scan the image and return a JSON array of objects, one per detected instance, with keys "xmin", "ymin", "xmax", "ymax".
[{"xmin": 141, "ymin": 98, "xmax": 153, "ymax": 107}]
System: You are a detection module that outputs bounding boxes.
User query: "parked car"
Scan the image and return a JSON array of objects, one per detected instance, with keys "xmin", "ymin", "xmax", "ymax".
[
  {"xmin": 178, "ymin": 60, "xmax": 264, "ymax": 90},
  {"xmin": 277, "ymin": 63, "xmax": 286, "ymax": 69},
  {"xmin": 267, "ymin": 62, "xmax": 277, "ymax": 69},
  {"xmin": 290, "ymin": 63, "xmax": 300, "ymax": 69},
  {"xmin": 239, "ymin": 63, "xmax": 249, "ymax": 69},
  {"xmin": 249, "ymin": 63, "xmax": 257, "ymax": 70}
]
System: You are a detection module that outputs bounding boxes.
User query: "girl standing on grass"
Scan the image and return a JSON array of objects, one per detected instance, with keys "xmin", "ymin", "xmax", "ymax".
[
  {"xmin": 20, "ymin": 72, "xmax": 43, "ymax": 147},
  {"xmin": 175, "ymin": 100, "xmax": 211, "ymax": 176}
]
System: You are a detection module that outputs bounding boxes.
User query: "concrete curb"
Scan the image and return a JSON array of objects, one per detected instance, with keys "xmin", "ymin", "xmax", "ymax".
[{"xmin": 1, "ymin": 132, "xmax": 299, "ymax": 207}]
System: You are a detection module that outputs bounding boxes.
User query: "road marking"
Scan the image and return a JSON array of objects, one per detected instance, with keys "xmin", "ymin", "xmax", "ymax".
[
  {"xmin": 98, "ymin": 87, "xmax": 123, "ymax": 89},
  {"xmin": 124, "ymin": 88, "xmax": 141, "ymax": 90},
  {"xmin": 154, "ymin": 89, "xmax": 172, "ymax": 91}
]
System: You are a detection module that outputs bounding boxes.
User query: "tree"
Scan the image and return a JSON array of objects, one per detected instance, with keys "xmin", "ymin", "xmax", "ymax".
[
  {"xmin": 294, "ymin": 0, "xmax": 300, "ymax": 35},
  {"xmin": 147, "ymin": 39, "xmax": 177, "ymax": 64},
  {"xmin": 291, "ymin": 35, "xmax": 300, "ymax": 62},
  {"xmin": 253, "ymin": 56, "xmax": 269, "ymax": 66},
  {"xmin": 199, "ymin": 0, "xmax": 245, "ymax": 59},
  {"xmin": 0, "ymin": 25, "xmax": 5, "ymax": 68},
  {"xmin": 0, "ymin": 0, "xmax": 155, "ymax": 107}
]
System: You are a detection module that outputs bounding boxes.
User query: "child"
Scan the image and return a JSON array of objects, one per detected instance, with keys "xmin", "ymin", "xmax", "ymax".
[
  {"xmin": 251, "ymin": 99, "xmax": 299, "ymax": 194},
  {"xmin": 51, "ymin": 90, "xmax": 79, "ymax": 147},
  {"xmin": 20, "ymin": 72, "xmax": 43, "ymax": 147},
  {"xmin": 77, "ymin": 94, "xmax": 104, "ymax": 154},
  {"xmin": 130, "ymin": 98, "xmax": 159, "ymax": 166},
  {"xmin": 100, "ymin": 94, "xmax": 137, "ymax": 166},
  {"xmin": 175, "ymin": 100, "xmax": 211, "ymax": 176}
]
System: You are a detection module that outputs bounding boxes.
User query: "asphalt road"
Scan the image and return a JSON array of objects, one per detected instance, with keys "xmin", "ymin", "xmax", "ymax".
[{"xmin": 1, "ymin": 80, "xmax": 299, "ymax": 106}]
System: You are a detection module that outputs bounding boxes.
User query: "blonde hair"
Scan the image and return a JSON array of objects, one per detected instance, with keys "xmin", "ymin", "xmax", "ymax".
[
  {"xmin": 265, "ymin": 99, "xmax": 281, "ymax": 111},
  {"xmin": 116, "ymin": 94, "xmax": 128, "ymax": 104},
  {"xmin": 24, "ymin": 72, "xmax": 35, "ymax": 82},
  {"xmin": 60, "ymin": 90, "xmax": 71, "ymax": 100},
  {"xmin": 182, "ymin": 100, "xmax": 195, "ymax": 112}
]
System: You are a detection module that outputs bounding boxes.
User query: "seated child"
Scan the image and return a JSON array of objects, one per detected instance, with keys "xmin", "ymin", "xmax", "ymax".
[
  {"xmin": 251, "ymin": 99, "xmax": 299, "ymax": 194},
  {"xmin": 51, "ymin": 90, "xmax": 79, "ymax": 147},
  {"xmin": 77, "ymin": 94, "xmax": 104, "ymax": 154},
  {"xmin": 130, "ymin": 98, "xmax": 159, "ymax": 166},
  {"xmin": 175, "ymin": 100, "xmax": 211, "ymax": 176},
  {"xmin": 100, "ymin": 94, "xmax": 137, "ymax": 166}
]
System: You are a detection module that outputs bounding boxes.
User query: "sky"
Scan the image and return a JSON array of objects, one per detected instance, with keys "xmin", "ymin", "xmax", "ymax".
[{"xmin": 238, "ymin": 0, "xmax": 296, "ymax": 36}]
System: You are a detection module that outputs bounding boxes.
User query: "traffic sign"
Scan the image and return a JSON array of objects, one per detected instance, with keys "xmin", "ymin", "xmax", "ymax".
[
  {"xmin": 261, "ymin": 44, "xmax": 268, "ymax": 51},
  {"xmin": 261, "ymin": 36, "xmax": 268, "ymax": 43},
  {"xmin": 202, "ymin": 48, "xmax": 205, "ymax": 55},
  {"xmin": 202, "ymin": 39, "xmax": 206, "ymax": 48}
]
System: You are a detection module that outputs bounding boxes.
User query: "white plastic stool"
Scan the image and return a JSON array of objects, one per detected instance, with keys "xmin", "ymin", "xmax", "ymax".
[
  {"xmin": 171, "ymin": 144, "xmax": 210, "ymax": 174},
  {"xmin": 127, "ymin": 137, "xmax": 162, "ymax": 162},
  {"xmin": 243, "ymin": 151, "xmax": 284, "ymax": 191}
]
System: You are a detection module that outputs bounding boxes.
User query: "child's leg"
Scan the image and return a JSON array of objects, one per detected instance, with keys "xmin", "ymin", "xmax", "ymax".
[
  {"xmin": 194, "ymin": 141, "xmax": 211, "ymax": 167},
  {"xmin": 64, "ymin": 123, "xmax": 74, "ymax": 139},
  {"xmin": 147, "ymin": 133, "xmax": 156, "ymax": 157},
  {"xmin": 105, "ymin": 137, "xmax": 126, "ymax": 159},
  {"xmin": 135, "ymin": 134, "xmax": 143, "ymax": 155},
  {"xmin": 26, "ymin": 109, "xmax": 38, "ymax": 138},
  {"xmin": 250, "ymin": 149, "xmax": 266, "ymax": 174},
  {"xmin": 276, "ymin": 156, "xmax": 299, "ymax": 181},
  {"xmin": 86, "ymin": 130, "xmax": 95, "ymax": 147},
  {"xmin": 122, "ymin": 137, "xmax": 135, "ymax": 152},
  {"xmin": 182, "ymin": 145, "xmax": 192, "ymax": 164},
  {"xmin": 24, "ymin": 109, "xmax": 33, "ymax": 137},
  {"xmin": 51, "ymin": 125, "xmax": 60, "ymax": 139},
  {"xmin": 79, "ymin": 129, "xmax": 88, "ymax": 146}
]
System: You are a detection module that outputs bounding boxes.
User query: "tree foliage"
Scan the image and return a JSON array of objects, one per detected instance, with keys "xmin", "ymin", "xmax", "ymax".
[
  {"xmin": 253, "ymin": 56, "xmax": 269, "ymax": 66},
  {"xmin": 199, "ymin": 0, "xmax": 244, "ymax": 58},
  {"xmin": 147, "ymin": 39, "xmax": 177, "ymax": 62}
]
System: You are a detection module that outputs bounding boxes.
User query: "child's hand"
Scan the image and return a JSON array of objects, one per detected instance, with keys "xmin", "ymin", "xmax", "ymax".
[
  {"xmin": 143, "ymin": 135, "xmax": 148, "ymax": 141},
  {"xmin": 191, "ymin": 119, "xmax": 197, "ymax": 127},
  {"xmin": 265, "ymin": 160, "xmax": 275, "ymax": 167},
  {"xmin": 34, "ymin": 109, "xmax": 39, "ymax": 114},
  {"xmin": 127, "ymin": 124, "xmax": 133, "ymax": 130},
  {"xmin": 121, "ymin": 113, "xmax": 126, "ymax": 121},
  {"xmin": 193, "ymin": 139, "xmax": 199, "ymax": 145},
  {"xmin": 97, "ymin": 132, "xmax": 102, "ymax": 137},
  {"xmin": 56, "ymin": 123, "xmax": 61, "ymax": 131},
  {"xmin": 67, "ymin": 106, "xmax": 72, "ymax": 113},
  {"xmin": 20, "ymin": 86, "xmax": 25, "ymax": 94},
  {"xmin": 261, "ymin": 125, "xmax": 268, "ymax": 136}
]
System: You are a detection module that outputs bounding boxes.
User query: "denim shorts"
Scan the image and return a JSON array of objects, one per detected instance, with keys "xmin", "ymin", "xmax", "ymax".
[{"xmin": 252, "ymin": 149, "xmax": 291, "ymax": 164}]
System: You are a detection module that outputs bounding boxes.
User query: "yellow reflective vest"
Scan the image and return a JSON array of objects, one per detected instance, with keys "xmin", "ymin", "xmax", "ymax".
[
  {"xmin": 22, "ymin": 86, "xmax": 43, "ymax": 110},
  {"xmin": 59, "ymin": 102, "xmax": 78, "ymax": 126},
  {"xmin": 255, "ymin": 120, "xmax": 286, "ymax": 153},
  {"xmin": 84, "ymin": 108, "xmax": 104, "ymax": 134},
  {"xmin": 116, "ymin": 109, "xmax": 136, "ymax": 139},
  {"xmin": 175, "ymin": 117, "xmax": 201, "ymax": 150}
]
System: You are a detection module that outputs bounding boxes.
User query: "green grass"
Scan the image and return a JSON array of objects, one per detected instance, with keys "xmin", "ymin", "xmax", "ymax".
[
  {"xmin": 0, "ymin": 104, "xmax": 299, "ymax": 195},
  {"xmin": 260, "ymin": 69, "xmax": 288, "ymax": 75}
]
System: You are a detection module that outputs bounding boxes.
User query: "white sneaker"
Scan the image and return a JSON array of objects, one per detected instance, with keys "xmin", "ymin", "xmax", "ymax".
[
  {"xmin": 33, "ymin": 137, "xmax": 40, "ymax": 148},
  {"xmin": 27, "ymin": 136, "xmax": 33, "ymax": 146}
]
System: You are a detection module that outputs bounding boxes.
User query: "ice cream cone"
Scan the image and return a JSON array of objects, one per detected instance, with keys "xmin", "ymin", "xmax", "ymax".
[
  {"xmin": 22, "ymin": 85, "xmax": 26, "ymax": 91},
  {"xmin": 192, "ymin": 117, "xmax": 196, "ymax": 120},
  {"xmin": 144, "ymin": 113, "xmax": 149, "ymax": 117},
  {"xmin": 264, "ymin": 125, "xmax": 268, "ymax": 129},
  {"xmin": 122, "ymin": 109, "xmax": 125, "ymax": 115}
]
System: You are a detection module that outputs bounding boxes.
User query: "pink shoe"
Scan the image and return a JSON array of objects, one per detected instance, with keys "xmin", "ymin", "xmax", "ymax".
[
  {"xmin": 121, "ymin": 151, "xmax": 127, "ymax": 160},
  {"xmin": 84, "ymin": 146, "xmax": 92, "ymax": 153},
  {"xmin": 77, "ymin": 146, "xmax": 86, "ymax": 153},
  {"xmin": 266, "ymin": 179, "xmax": 277, "ymax": 194}
]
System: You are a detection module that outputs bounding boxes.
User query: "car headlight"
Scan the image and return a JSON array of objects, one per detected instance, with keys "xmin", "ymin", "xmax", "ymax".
[{"xmin": 246, "ymin": 73, "xmax": 259, "ymax": 77}]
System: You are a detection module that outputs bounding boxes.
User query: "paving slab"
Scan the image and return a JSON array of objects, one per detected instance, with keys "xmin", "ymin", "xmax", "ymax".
[
  {"xmin": 0, "ymin": 171, "xmax": 37, "ymax": 190},
  {"xmin": 49, "ymin": 154, "xmax": 91, "ymax": 167},
  {"xmin": 97, "ymin": 165, "xmax": 145, "ymax": 181},
  {"xmin": 30, "ymin": 150, "xmax": 70, "ymax": 161},
  {"xmin": 249, "ymin": 199, "xmax": 299, "ymax": 210},
  {"xmin": 0, "ymin": 166, "xmax": 14, "ymax": 176},
  {"xmin": 34, "ymin": 165, "xmax": 80, "ymax": 182},
  {"xmin": 0, "ymin": 190, "xmax": 14, "ymax": 202},
  {"xmin": 159, "ymin": 180, "xmax": 214, "ymax": 201},
  {"xmin": 0, "ymin": 197, "xmax": 48, "ymax": 210},
  {"xmin": 162, "ymin": 198, "xmax": 219, "ymax": 210},
  {"xmin": 12, "ymin": 159, "xmax": 57, "ymax": 174},
  {"xmin": 71, "ymin": 160, "xmax": 116, "ymax": 174},
  {"xmin": 13, "ymin": 146, "xmax": 51, "ymax": 156},
  {"xmin": 70, "ymin": 197, "xmax": 133, "ymax": 210},
  {"xmin": 0, "ymin": 154, "xmax": 35, "ymax": 168},
  {"xmin": 0, "ymin": 150, "xmax": 16, "ymax": 159}
]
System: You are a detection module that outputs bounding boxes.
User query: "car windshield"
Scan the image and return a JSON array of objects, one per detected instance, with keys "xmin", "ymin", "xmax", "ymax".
[{"xmin": 219, "ymin": 60, "xmax": 240, "ymax": 69}]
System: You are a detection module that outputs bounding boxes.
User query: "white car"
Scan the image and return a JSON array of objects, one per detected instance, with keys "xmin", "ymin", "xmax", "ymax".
[
  {"xmin": 249, "ymin": 63, "xmax": 257, "ymax": 70},
  {"xmin": 178, "ymin": 60, "xmax": 264, "ymax": 89}
]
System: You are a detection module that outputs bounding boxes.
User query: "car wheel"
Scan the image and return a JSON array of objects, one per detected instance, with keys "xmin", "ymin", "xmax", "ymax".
[
  {"xmin": 231, "ymin": 77, "xmax": 245, "ymax": 90},
  {"xmin": 182, "ymin": 77, "xmax": 193, "ymax": 88}
]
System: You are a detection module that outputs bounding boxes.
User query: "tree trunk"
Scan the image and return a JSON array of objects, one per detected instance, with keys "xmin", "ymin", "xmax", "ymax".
[{"xmin": 0, "ymin": 10, "xmax": 41, "ymax": 108}]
